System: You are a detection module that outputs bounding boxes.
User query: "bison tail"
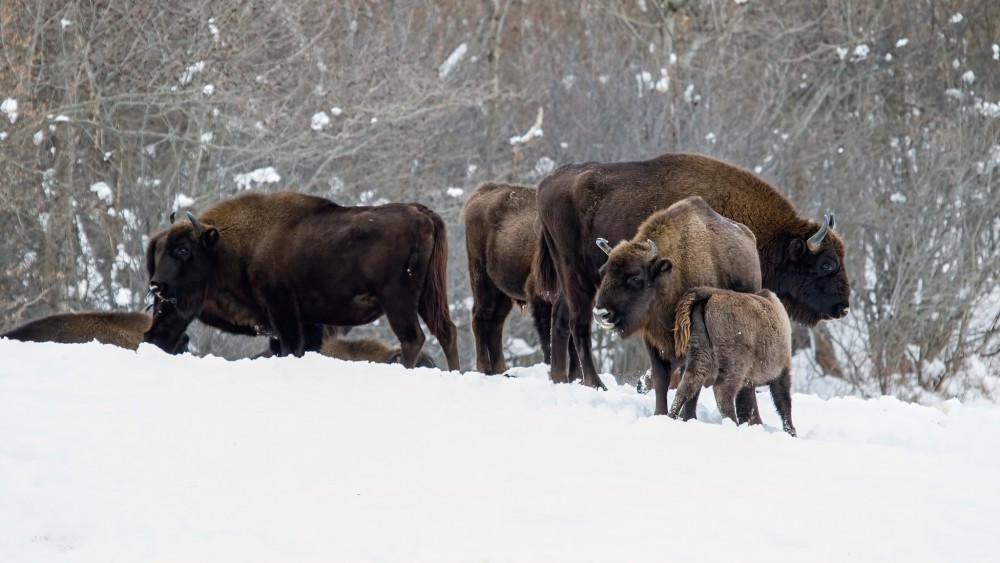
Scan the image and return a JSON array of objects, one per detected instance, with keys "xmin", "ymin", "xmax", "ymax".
[
  {"xmin": 533, "ymin": 218, "xmax": 560, "ymax": 299},
  {"xmin": 417, "ymin": 207, "xmax": 453, "ymax": 338},
  {"xmin": 674, "ymin": 287, "xmax": 717, "ymax": 356}
]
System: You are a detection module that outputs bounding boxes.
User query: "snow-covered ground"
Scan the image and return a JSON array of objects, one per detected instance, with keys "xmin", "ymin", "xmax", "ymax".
[{"xmin": 2, "ymin": 339, "xmax": 998, "ymax": 562}]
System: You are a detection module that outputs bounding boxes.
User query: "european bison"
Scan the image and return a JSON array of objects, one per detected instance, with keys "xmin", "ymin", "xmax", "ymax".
[
  {"xmin": 321, "ymin": 336, "xmax": 437, "ymax": 369},
  {"xmin": 593, "ymin": 197, "xmax": 763, "ymax": 419},
  {"xmin": 144, "ymin": 191, "xmax": 461, "ymax": 371},
  {"xmin": 463, "ymin": 182, "xmax": 553, "ymax": 374},
  {"xmin": 672, "ymin": 287, "xmax": 796, "ymax": 437},
  {"xmin": 535, "ymin": 152, "xmax": 850, "ymax": 399},
  {"xmin": 1, "ymin": 310, "xmax": 186, "ymax": 351}
]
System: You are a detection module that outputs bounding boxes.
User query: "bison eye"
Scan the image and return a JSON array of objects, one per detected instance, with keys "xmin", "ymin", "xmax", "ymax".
[
  {"xmin": 627, "ymin": 275, "xmax": 644, "ymax": 289},
  {"xmin": 174, "ymin": 246, "xmax": 190, "ymax": 258}
]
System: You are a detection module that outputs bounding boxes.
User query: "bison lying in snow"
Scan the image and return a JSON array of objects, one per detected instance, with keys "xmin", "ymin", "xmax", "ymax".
[
  {"xmin": 1, "ymin": 310, "xmax": 188, "ymax": 352},
  {"xmin": 672, "ymin": 287, "xmax": 796, "ymax": 437},
  {"xmin": 463, "ymin": 182, "xmax": 553, "ymax": 374},
  {"xmin": 144, "ymin": 191, "xmax": 461, "ymax": 371},
  {"xmin": 536, "ymin": 151, "xmax": 851, "ymax": 399},
  {"xmin": 594, "ymin": 196, "xmax": 763, "ymax": 419},
  {"xmin": 321, "ymin": 336, "xmax": 437, "ymax": 369}
]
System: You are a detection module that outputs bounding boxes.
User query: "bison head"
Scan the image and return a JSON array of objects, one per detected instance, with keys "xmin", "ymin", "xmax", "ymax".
[
  {"xmin": 769, "ymin": 213, "xmax": 851, "ymax": 325},
  {"xmin": 143, "ymin": 212, "xmax": 220, "ymax": 352},
  {"xmin": 593, "ymin": 237, "xmax": 673, "ymax": 337}
]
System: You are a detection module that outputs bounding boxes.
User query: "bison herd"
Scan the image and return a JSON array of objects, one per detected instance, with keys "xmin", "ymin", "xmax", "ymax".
[{"xmin": 3, "ymin": 152, "xmax": 852, "ymax": 436}]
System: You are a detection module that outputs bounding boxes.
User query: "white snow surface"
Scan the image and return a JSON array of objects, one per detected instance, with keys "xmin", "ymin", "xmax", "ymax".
[{"xmin": 1, "ymin": 339, "xmax": 998, "ymax": 562}]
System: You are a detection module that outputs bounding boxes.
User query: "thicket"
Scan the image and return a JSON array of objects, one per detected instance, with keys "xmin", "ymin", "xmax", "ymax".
[{"xmin": 2, "ymin": 0, "xmax": 997, "ymax": 400}]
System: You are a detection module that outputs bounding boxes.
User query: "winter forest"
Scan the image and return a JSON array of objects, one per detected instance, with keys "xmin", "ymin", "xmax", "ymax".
[{"xmin": 1, "ymin": 0, "xmax": 998, "ymax": 402}]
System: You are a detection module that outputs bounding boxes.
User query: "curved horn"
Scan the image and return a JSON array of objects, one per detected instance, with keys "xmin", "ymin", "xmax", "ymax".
[
  {"xmin": 806, "ymin": 214, "xmax": 831, "ymax": 253},
  {"xmin": 169, "ymin": 211, "xmax": 177, "ymax": 224},
  {"xmin": 185, "ymin": 211, "xmax": 206, "ymax": 236},
  {"xmin": 828, "ymin": 212, "xmax": 836, "ymax": 230},
  {"xmin": 647, "ymin": 238, "xmax": 658, "ymax": 258},
  {"xmin": 596, "ymin": 237, "xmax": 613, "ymax": 255}
]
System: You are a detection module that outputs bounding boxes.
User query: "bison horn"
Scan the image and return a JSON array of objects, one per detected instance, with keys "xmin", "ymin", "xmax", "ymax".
[
  {"xmin": 647, "ymin": 238, "xmax": 658, "ymax": 258},
  {"xmin": 596, "ymin": 238, "xmax": 613, "ymax": 255},
  {"xmin": 169, "ymin": 211, "xmax": 176, "ymax": 224},
  {"xmin": 806, "ymin": 214, "xmax": 832, "ymax": 253},
  {"xmin": 185, "ymin": 211, "xmax": 206, "ymax": 236}
]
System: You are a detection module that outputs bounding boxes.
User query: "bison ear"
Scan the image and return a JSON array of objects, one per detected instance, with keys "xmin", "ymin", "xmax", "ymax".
[
  {"xmin": 652, "ymin": 257, "xmax": 672, "ymax": 277},
  {"xmin": 789, "ymin": 238, "xmax": 807, "ymax": 261},
  {"xmin": 200, "ymin": 227, "xmax": 220, "ymax": 250}
]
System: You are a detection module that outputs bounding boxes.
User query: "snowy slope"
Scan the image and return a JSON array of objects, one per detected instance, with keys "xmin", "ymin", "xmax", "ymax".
[{"xmin": 1, "ymin": 339, "xmax": 998, "ymax": 562}]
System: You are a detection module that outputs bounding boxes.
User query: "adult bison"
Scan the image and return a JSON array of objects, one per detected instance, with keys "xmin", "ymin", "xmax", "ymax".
[
  {"xmin": 144, "ymin": 191, "xmax": 461, "ymax": 371},
  {"xmin": 1, "ymin": 310, "xmax": 188, "ymax": 352},
  {"xmin": 463, "ymin": 182, "xmax": 553, "ymax": 374},
  {"xmin": 536, "ymin": 151, "xmax": 851, "ymax": 395},
  {"xmin": 593, "ymin": 197, "xmax": 763, "ymax": 418}
]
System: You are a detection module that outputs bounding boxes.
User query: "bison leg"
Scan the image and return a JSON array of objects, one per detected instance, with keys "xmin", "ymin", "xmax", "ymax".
[
  {"xmin": 769, "ymin": 368, "xmax": 797, "ymax": 437},
  {"xmin": 735, "ymin": 386, "xmax": 762, "ymax": 426},
  {"xmin": 549, "ymin": 297, "xmax": 573, "ymax": 384},
  {"xmin": 430, "ymin": 314, "xmax": 460, "ymax": 373},
  {"xmin": 668, "ymin": 361, "xmax": 705, "ymax": 420},
  {"xmin": 383, "ymin": 304, "xmax": 427, "ymax": 370},
  {"xmin": 471, "ymin": 286, "xmax": 513, "ymax": 374},
  {"xmin": 645, "ymin": 342, "xmax": 681, "ymax": 416},
  {"xmin": 713, "ymin": 381, "xmax": 741, "ymax": 425},
  {"xmin": 569, "ymin": 306, "xmax": 606, "ymax": 390},
  {"xmin": 529, "ymin": 296, "xmax": 553, "ymax": 365}
]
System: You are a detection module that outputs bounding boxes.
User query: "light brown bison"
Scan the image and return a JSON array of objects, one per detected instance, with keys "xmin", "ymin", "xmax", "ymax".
[
  {"xmin": 593, "ymin": 197, "xmax": 763, "ymax": 419},
  {"xmin": 144, "ymin": 191, "xmax": 461, "ymax": 371},
  {"xmin": 463, "ymin": 182, "xmax": 554, "ymax": 374},
  {"xmin": 1, "ymin": 311, "xmax": 185, "ymax": 351},
  {"xmin": 672, "ymin": 287, "xmax": 796, "ymax": 437},
  {"xmin": 536, "ymin": 152, "xmax": 850, "ymax": 398},
  {"xmin": 321, "ymin": 336, "xmax": 437, "ymax": 369}
]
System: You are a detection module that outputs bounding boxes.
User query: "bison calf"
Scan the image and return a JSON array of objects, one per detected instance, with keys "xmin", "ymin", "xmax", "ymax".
[
  {"xmin": 1, "ymin": 311, "xmax": 186, "ymax": 351},
  {"xmin": 671, "ymin": 287, "xmax": 796, "ymax": 437}
]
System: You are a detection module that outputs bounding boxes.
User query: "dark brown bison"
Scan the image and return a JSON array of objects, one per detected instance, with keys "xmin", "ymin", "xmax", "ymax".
[
  {"xmin": 672, "ymin": 287, "xmax": 796, "ymax": 437},
  {"xmin": 2, "ymin": 310, "xmax": 188, "ymax": 351},
  {"xmin": 463, "ymin": 182, "xmax": 554, "ymax": 374},
  {"xmin": 321, "ymin": 336, "xmax": 437, "ymax": 369},
  {"xmin": 144, "ymin": 191, "xmax": 461, "ymax": 371},
  {"xmin": 593, "ymin": 197, "xmax": 763, "ymax": 418},
  {"xmin": 536, "ymin": 152, "xmax": 850, "ymax": 399}
]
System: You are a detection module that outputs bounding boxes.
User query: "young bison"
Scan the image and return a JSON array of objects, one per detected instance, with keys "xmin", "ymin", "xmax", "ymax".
[{"xmin": 671, "ymin": 287, "xmax": 796, "ymax": 437}]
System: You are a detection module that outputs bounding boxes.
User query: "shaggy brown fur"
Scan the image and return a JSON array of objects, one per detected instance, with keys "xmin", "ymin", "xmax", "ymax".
[
  {"xmin": 463, "ymin": 182, "xmax": 553, "ymax": 374},
  {"xmin": 672, "ymin": 287, "xmax": 796, "ymax": 436},
  {"xmin": 535, "ymin": 152, "xmax": 850, "ymax": 403},
  {"xmin": 144, "ymin": 191, "xmax": 460, "ymax": 370},
  {"xmin": 321, "ymin": 337, "xmax": 437, "ymax": 369},
  {"xmin": 594, "ymin": 196, "xmax": 763, "ymax": 419},
  {"xmin": 2, "ymin": 311, "xmax": 157, "ymax": 350}
]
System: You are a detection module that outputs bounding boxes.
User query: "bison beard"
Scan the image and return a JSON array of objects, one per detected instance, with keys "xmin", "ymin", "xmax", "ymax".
[
  {"xmin": 535, "ymin": 152, "xmax": 851, "ymax": 397},
  {"xmin": 143, "ymin": 191, "xmax": 461, "ymax": 371}
]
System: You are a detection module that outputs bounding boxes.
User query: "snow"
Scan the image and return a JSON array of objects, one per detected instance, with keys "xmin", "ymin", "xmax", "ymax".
[
  {"xmin": 179, "ymin": 61, "xmax": 206, "ymax": 85},
  {"xmin": 0, "ymin": 339, "xmax": 997, "ymax": 561},
  {"xmin": 438, "ymin": 42, "xmax": 467, "ymax": 79},
  {"xmin": 1, "ymin": 98, "xmax": 17, "ymax": 123},
  {"xmin": 310, "ymin": 111, "xmax": 330, "ymax": 131},
  {"xmin": 172, "ymin": 193, "xmax": 195, "ymax": 211},
  {"xmin": 233, "ymin": 166, "xmax": 280, "ymax": 190},
  {"xmin": 445, "ymin": 187, "xmax": 464, "ymax": 198},
  {"xmin": 88, "ymin": 182, "xmax": 113, "ymax": 204}
]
